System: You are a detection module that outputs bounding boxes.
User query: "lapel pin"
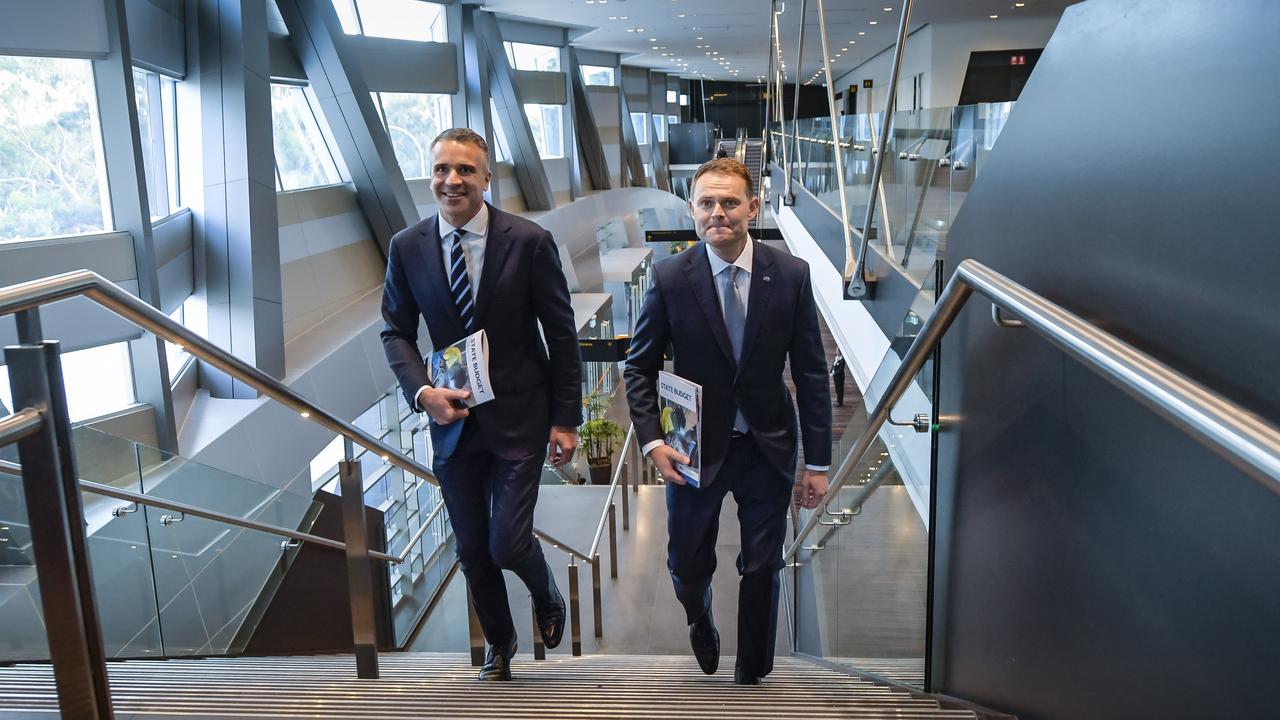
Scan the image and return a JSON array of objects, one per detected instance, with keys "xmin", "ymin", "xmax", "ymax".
[{"xmin": 762, "ymin": 276, "xmax": 771, "ymax": 283}]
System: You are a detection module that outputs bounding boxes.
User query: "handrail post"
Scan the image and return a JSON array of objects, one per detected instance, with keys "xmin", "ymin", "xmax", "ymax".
[
  {"xmin": 814, "ymin": 0, "xmax": 856, "ymax": 290},
  {"xmin": 848, "ymin": 0, "xmax": 915, "ymax": 300},
  {"xmin": 608, "ymin": 503, "xmax": 618, "ymax": 579},
  {"xmin": 621, "ymin": 442, "xmax": 631, "ymax": 530},
  {"xmin": 531, "ymin": 605, "xmax": 546, "ymax": 660},
  {"xmin": 338, "ymin": 459, "xmax": 379, "ymax": 679},
  {"xmin": 466, "ymin": 588, "xmax": 485, "ymax": 666},
  {"xmin": 591, "ymin": 554, "xmax": 603, "ymax": 639},
  {"xmin": 6, "ymin": 343, "xmax": 114, "ymax": 719},
  {"xmin": 789, "ymin": 0, "xmax": 809, "ymax": 204},
  {"xmin": 568, "ymin": 560, "xmax": 582, "ymax": 656}
]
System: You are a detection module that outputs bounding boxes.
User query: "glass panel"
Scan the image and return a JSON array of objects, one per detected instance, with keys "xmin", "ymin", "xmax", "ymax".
[
  {"xmin": 630, "ymin": 112, "xmax": 648, "ymax": 145},
  {"xmin": 524, "ymin": 104, "xmax": 563, "ymax": 159},
  {"xmin": 354, "ymin": 0, "xmax": 446, "ymax": 42},
  {"xmin": 0, "ymin": 343, "xmax": 137, "ymax": 423},
  {"xmin": 132, "ymin": 68, "xmax": 158, "ymax": 217},
  {"xmin": 580, "ymin": 65, "xmax": 615, "ymax": 86},
  {"xmin": 504, "ymin": 42, "xmax": 560, "ymax": 72},
  {"xmin": 271, "ymin": 84, "xmax": 342, "ymax": 190},
  {"xmin": 376, "ymin": 92, "xmax": 452, "ymax": 179},
  {"xmin": 0, "ymin": 56, "xmax": 109, "ymax": 242},
  {"xmin": 136, "ymin": 439, "xmax": 310, "ymax": 656}
]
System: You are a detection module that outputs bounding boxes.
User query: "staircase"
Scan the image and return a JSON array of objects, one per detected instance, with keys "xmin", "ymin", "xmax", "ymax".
[
  {"xmin": 743, "ymin": 138, "xmax": 764, "ymax": 182},
  {"xmin": 0, "ymin": 653, "xmax": 977, "ymax": 718}
]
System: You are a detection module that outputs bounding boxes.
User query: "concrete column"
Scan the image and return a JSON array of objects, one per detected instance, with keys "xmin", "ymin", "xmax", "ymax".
[{"xmin": 194, "ymin": 0, "xmax": 284, "ymax": 398}]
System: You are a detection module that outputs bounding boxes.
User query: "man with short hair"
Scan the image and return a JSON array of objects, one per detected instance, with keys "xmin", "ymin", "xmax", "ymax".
[
  {"xmin": 381, "ymin": 128, "xmax": 582, "ymax": 681},
  {"xmin": 625, "ymin": 158, "xmax": 832, "ymax": 685}
]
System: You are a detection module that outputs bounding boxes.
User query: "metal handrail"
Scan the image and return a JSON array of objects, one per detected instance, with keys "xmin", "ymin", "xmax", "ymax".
[
  {"xmin": 0, "ymin": 269, "xmax": 575, "ymax": 543},
  {"xmin": 785, "ymin": 259, "xmax": 1280, "ymax": 560},
  {"xmin": 0, "ymin": 408, "xmax": 43, "ymax": 448},
  {"xmin": 0, "ymin": 458, "xmax": 447, "ymax": 566},
  {"xmin": 532, "ymin": 527, "xmax": 593, "ymax": 564},
  {"xmin": 588, "ymin": 424, "xmax": 635, "ymax": 559}
]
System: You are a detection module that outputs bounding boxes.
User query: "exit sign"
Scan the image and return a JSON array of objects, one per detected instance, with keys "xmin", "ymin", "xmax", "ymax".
[{"xmin": 1010, "ymin": 54, "xmax": 1027, "ymax": 66}]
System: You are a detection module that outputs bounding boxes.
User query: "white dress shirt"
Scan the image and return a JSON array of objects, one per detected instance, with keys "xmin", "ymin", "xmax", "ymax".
[
  {"xmin": 643, "ymin": 241, "xmax": 829, "ymax": 472},
  {"xmin": 414, "ymin": 205, "xmax": 490, "ymax": 410}
]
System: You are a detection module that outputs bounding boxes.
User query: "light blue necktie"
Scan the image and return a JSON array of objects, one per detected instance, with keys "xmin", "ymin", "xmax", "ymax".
[
  {"xmin": 448, "ymin": 229, "xmax": 475, "ymax": 332},
  {"xmin": 719, "ymin": 265, "xmax": 749, "ymax": 433}
]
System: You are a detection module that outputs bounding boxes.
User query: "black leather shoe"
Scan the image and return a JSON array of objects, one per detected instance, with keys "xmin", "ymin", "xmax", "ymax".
[
  {"xmin": 688, "ymin": 609, "xmax": 720, "ymax": 675},
  {"xmin": 733, "ymin": 669, "xmax": 763, "ymax": 685},
  {"xmin": 478, "ymin": 637, "xmax": 517, "ymax": 681},
  {"xmin": 533, "ymin": 574, "xmax": 566, "ymax": 649}
]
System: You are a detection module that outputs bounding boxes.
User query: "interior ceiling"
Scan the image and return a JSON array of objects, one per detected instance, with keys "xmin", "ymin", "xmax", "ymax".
[{"xmin": 482, "ymin": 0, "xmax": 1078, "ymax": 84}]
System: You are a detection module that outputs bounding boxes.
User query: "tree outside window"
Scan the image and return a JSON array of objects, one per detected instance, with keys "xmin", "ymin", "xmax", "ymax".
[
  {"xmin": 373, "ymin": 92, "xmax": 453, "ymax": 179},
  {"xmin": 0, "ymin": 56, "xmax": 108, "ymax": 242},
  {"xmin": 271, "ymin": 83, "xmax": 342, "ymax": 191}
]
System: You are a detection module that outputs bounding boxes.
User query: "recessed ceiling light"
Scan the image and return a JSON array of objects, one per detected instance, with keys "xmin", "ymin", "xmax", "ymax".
[
  {"xmin": 1015, "ymin": 2, "xmax": 1025, "ymax": 6},
  {"xmin": 608, "ymin": 16, "xmax": 617, "ymax": 20},
  {"xmin": 697, "ymin": 36, "xmax": 703, "ymax": 40},
  {"xmin": 678, "ymin": 14, "xmax": 686, "ymax": 17},
  {"xmin": 989, "ymin": 14, "xmax": 999, "ymax": 19},
  {"xmin": 653, "ymin": 46, "xmax": 660, "ymax": 49},
  {"xmin": 869, "ymin": 20, "xmax": 878, "ymax": 25},
  {"xmin": 884, "ymin": 6, "xmax": 893, "ymax": 11},
  {"xmin": 649, "ymin": 37, "xmax": 657, "ymax": 41},
  {"xmin": 859, "ymin": 31, "xmax": 866, "ymax": 35}
]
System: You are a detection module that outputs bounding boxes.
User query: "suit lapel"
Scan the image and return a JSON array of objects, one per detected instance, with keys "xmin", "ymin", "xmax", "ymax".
[
  {"xmin": 475, "ymin": 204, "xmax": 515, "ymax": 323},
  {"xmin": 684, "ymin": 245, "xmax": 737, "ymax": 370},
  {"xmin": 736, "ymin": 242, "xmax": 775, "ymax": 377},
  {"xmin": 419, "ymin": 216, "xmax": 466, "ymax": 336}
]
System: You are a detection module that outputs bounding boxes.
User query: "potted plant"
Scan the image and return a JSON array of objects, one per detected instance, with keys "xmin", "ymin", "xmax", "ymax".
[{"xmin": 579, "ymin": 391, "xmax": 625, "ymax": 485}]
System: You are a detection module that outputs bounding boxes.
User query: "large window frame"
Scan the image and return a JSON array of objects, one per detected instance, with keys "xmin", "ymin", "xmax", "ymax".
[
  {"xmin": 524, "ymin": 104, "xmax": 564, "ymax": 159},
  {"xmin": 503, "ymin": 42, "xmax": 560, "ymax": 72},
  {"xmin": 132, "ymin": 66, "xmax": 182, "ymax": 219},
  {"xmin": 580, "ymin": 65, "xmax": 615, "ymax": 86},
  {"xmin": 332, "ymin": 0, "xmax": 447, "ymax": 43},
  {"xmin": 0, "ymin": 55, "xmax": 110, "ymax": 243},
  {"xmin": 271, "ymin": 82, "xmax": 344, "ymax": 191},
  {"xmin": 371, "ymin": 92, "xmax": 453, "ymax": 180},
  {"xmin": 0, "ymin": 341, "xmax": 137, "ymax": 423}
]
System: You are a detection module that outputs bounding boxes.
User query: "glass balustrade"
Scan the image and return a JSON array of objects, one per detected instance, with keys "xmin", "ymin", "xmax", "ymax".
[{"xmin": 771, "ymin": 101, "xmax": 1015, "ymax": 288}]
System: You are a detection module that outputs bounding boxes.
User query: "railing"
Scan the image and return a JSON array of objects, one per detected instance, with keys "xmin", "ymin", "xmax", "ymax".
[
  {"xmin": 0, "ymin": 269, "xmax": 641, "ymax": 717},
  {"xmin": 785, "ymin": 259, "xmax": 1280, "ymax": 565}
]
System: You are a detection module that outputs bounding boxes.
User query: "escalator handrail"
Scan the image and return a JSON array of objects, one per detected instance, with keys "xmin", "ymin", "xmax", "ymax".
[{"xmin": 785, "ymin": 259, "xmax": 1280, "ymax": 561}]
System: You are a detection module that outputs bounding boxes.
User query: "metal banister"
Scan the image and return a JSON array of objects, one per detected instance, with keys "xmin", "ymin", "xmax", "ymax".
[
  {"xmin": 588, "ymin": 424, "xmax": 635, "ymax": 560},
  {"xmin": 0, "ymin": 270, "xmax": 438, "ymax": 491},
  {"xmin": 0, "ymin": 408, "xmax": 43, "ymax": 447},
  {"xmin": 786, "ymin": 258, "xmax": 1280, "ymax": 561}
]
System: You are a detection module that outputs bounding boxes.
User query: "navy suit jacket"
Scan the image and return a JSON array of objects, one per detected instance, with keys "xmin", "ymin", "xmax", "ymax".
[
  {"xmin": 624, "ymin": 241, "xmax": 832, "ymax": 487},
  {"xmin": 381, "ymin": 203, "xmax": 582, "ymax": 460}
]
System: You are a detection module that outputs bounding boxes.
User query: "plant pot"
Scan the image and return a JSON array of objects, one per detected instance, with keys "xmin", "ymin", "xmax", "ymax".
[{"xmin": 588, "ymin": 462, "xmax": 613, "ymax": 485}]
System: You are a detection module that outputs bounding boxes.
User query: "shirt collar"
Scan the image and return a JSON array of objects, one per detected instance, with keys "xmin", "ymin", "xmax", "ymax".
[
  {"xmin": 705, "ymin": 238, "xmax": 753, "ymax": 277},
  {"xmin": 439, "ymin": 203, "xmax": 490, "ymax": 242}
]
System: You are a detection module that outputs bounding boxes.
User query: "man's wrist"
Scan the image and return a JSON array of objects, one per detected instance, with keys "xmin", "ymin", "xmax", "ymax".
[
  {"xmin": 804, "ymin": 464, "xmax": 829, "ymax": 473},
  {"xmin": 641, "ymin": 440, "xmax": 665, "ymax": 457},
  {"xmin": 413, "ymin": 384, "xmax": 432, "ymax": 412}
]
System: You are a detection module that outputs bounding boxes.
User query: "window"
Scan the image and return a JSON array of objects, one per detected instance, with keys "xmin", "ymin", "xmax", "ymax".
[
  {"xmin": 0, "ymin": 342, "xmax": 135, "ymax": 423},
  {"xmin": 503, "ymin": 42, "xmax": 559, "ymax": 72},
  {"xmin": 0, "ymin": 56, "xmax": 108, "ymax": 242},
  {"xmin": 524, "ymin": 104, "xmax": 563, "ymax": 158},
  {"xmin": 666, "ymin": 90, "xmax": 677, "ymax": 104},
  {"xmin": 332, "ymin": 0, "xmax": 447, "ymax": 43},
  {"xmin": 630, "ymin": 112, "xmax": 648, "ymax": 145},
  {"xmin": 132, "ymin": 67, "xmax": 181, "ymax": 219},
  {"xmin": 164, "ymin": 294, "xmax": 206, "ymax": 380},
  {"xmin": 668, "ymin": 114, "xmax": 679, "ymax": 125},
  {"xmin": 580, "ymin": 65, "xmax": 615, "ymax": 86},
  {"xmin": 653, "ymin": 114, "xmax": 668, "ymax": 143},
  {"xmin": 271, "ymin": 83, "xmax": 342, "ymax": 191},
  {"xmin": 372, "ymin": 92, "xmax": 453, "ymax": 179},
  {"xmin": 679, "ymin": 93, "xmax": 689, "ymax": 106},
  {"xmin": 489, "ymin": 99, "xmax": 510, "ymax": 162}
]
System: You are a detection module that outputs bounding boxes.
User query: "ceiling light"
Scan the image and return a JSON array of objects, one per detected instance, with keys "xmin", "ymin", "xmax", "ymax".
[
  {"xmin": 608, "ymin": 16, "xmax": 617, "ymax": 20},
  {"xmin": 859, "ymin": 31, "xmax": 865, "ymax": 35},
  {"xmin": 1015, "ymin": 2, "xmax": 1025, "ymax": 5},
  {"xmin": 884, "ymin": 6, "xmax": 892, "ymax": 10},
  {"xmin": 697, "ymin": 36, "xmax": 704, "ymax": 40},
  {"xmin": 989, "ymin": 13, "xmax": 999, "ymax": 19},
  {"xmin": 650, "ymin": 37, "xmax": 657, "ymax": 41},
  {"xmin": 869, "ymin": 20, "xmax": 878, "ymax": 25}
]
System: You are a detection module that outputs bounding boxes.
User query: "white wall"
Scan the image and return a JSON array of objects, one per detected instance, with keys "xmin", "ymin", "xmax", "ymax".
[{"xmin": 835, "ymin": 16, "xmax": 1061, "ymax": 111}]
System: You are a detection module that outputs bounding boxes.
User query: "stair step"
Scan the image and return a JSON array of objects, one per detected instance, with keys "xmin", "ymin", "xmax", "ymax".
[{"xmin": 0, "ymin": 653, "xmax": 975, "ymax": 718}]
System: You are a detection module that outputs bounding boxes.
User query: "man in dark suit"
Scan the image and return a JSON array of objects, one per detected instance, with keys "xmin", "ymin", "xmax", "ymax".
[
  {"xmin": 381, "ymin": 128, "xmax": 582, "ymax": 681},
  {"xmin": 625, "ymin": 158, "xmax": 831, "ymax": 685}
]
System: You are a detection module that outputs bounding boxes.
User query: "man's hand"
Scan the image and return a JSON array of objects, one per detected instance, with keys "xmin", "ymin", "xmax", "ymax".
[
  {"xmin": 648, "ymin": 444, "xmax": 691, "ymax": 485},
  {"xmin": 547, "ymin": 426, "xmax": 579, "ymax": 467},
  {"xmin": 799, "ymin": 469, "xmax": 828, "ymax": 509},
  {"xmin": 416, "ymin": 387, "xmax": 471, "ymax": 425}
]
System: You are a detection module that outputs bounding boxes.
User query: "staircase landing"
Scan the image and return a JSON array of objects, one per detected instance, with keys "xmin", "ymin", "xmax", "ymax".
[{"xmin": 0, "ymin": 652, "xmax": 975, "ymax": 718}]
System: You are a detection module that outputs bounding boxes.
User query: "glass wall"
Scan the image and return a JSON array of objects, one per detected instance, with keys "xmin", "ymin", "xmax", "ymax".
[
  {"xmin": 504, "ymin": 42, "xmax": 560, "ymax": 72},
  {"xmin": 0, "ymin": 342, "xmax": 136, "ymax": 422},
  {"xmin": 271, "ymin": 84, "xmax": 342, "ymax": 191},
  {"xmin": 581, "ymin": 65, "xmax": 615, "ymax": 86},
  {"xmin": 0, "ymin": 56, "xmax": 108, "ymax": 242},
  {"xmin": 372, "ymin": 92, "xmax": 453, "ymax": 178},
  {"xmin": 630, "ymin": 112, "xmax": 648, "ymax": 144},
  {"xmin": 525, "ymin": 103, "xmax": 563, "ymax": 158},
  {"xmin": 132, "ymin": 67, "xmax": 181, "ymax": 219},
  {"xmin": 332, "ymin": 0, "xmax": 447, "ymax": 42}
]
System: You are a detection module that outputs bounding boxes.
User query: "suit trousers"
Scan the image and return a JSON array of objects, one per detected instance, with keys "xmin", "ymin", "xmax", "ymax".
[
  {"xmin": 666, "ymin": 432, "xmax": 792, "ymax": 678},
  {"xmin": 434, "ymin": 420, "xmax": 552, "ymax": 647}
]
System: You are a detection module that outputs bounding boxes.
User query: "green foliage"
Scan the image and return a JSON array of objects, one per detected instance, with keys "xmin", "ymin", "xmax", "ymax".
[
  {"xmin": 0, "ymin": 56, "xmax": 106, "ymax": 242},
  {"xmin": 580, "ymin": 390, "xmax": 625, "ymax": 465}
]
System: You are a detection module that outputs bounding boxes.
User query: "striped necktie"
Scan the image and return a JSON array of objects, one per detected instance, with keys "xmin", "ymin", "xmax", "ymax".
[{"xmin": 448, "ymin": 229, "xmax": 475, "ymax": 332}]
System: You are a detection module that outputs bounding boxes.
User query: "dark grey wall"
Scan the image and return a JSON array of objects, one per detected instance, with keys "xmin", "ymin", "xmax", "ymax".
[{"xmin": 933, "ymin": 1, "xmax": 1280, "ymax": 718}]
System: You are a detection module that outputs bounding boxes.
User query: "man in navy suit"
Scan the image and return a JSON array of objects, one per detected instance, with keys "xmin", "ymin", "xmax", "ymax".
[
  {"xmin": 625, "ymin": 158, "xmax": 831, "ymax": 685},
  {"xmin": 381, "ymin": 128, "xmax": 582, "ymax": 681}
]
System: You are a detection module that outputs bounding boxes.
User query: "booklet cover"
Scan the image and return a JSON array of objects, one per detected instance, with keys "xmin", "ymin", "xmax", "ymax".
[
  {"xmin": 658, "ymin": 370, "xmax": 702, "ymax": 487},
  {"xmin": 428, "ymin": 329, "xmax": 495, "ymax": 407}
]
